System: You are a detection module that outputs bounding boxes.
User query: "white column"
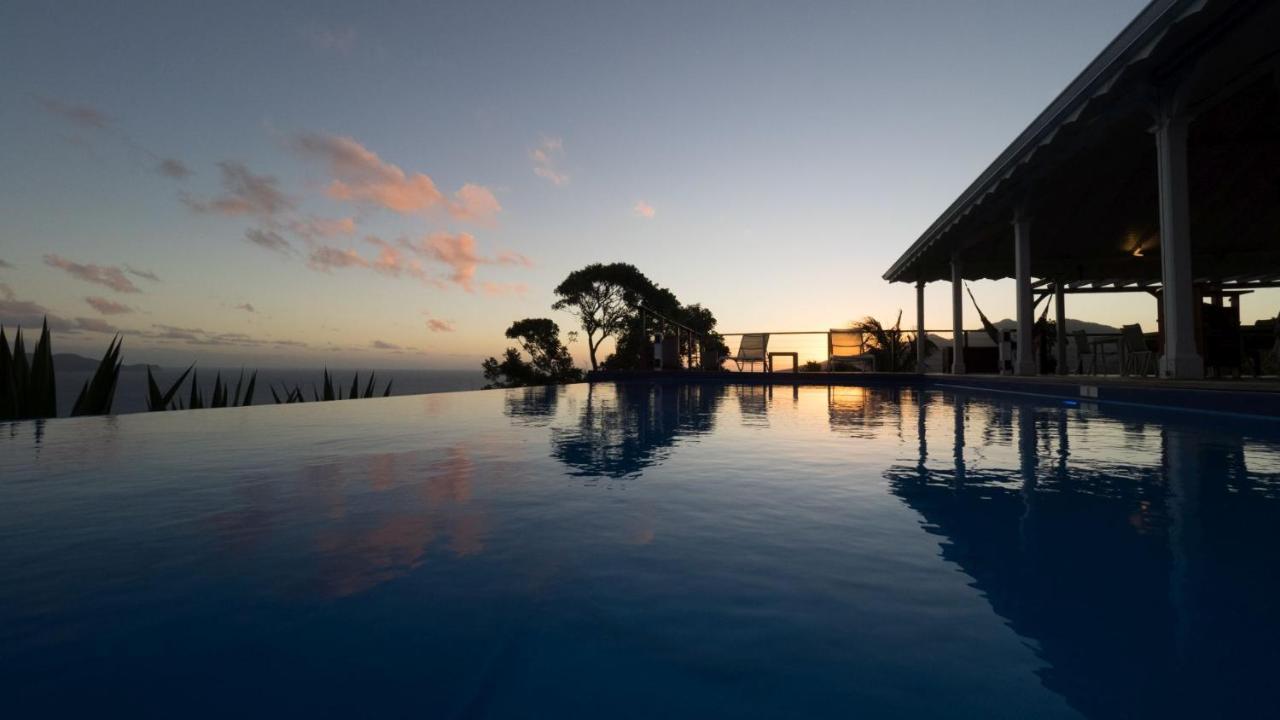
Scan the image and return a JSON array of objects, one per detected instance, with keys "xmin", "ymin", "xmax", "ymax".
[
  {"xmin": 1154, "ymin": 111, "xmax": 1204, "ymax": 379},
  {"xmin": 1054, "ymin": 282, "xmax": 1067, "ymax": 375},
  {"xmin": 1014, "ymin": 210, "xmax": 1036, "ymax": 376},
  {"xmin": 916, "ymin": 280, "xmax": 927, "ymax": 372},
  {"xmin": 950, "ymin": 255, "xmax": 965, "ymax": 374}
]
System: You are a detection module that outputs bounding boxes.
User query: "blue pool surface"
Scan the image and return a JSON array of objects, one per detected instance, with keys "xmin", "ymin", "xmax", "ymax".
[{"xmin": 3, "ymin": 382, "xmax": 1280, "ymax": 718}]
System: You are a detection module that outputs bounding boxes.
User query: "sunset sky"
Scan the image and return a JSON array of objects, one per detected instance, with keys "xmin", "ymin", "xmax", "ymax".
[{"xmin": 9, "ymin": 0, "xmax": 1257, "ymax": 370}]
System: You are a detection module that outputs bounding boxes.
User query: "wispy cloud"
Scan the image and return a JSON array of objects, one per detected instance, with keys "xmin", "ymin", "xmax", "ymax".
[
  {"xmin": 0, "ymin": 259, "xmax": 12, "ymax": 269},
  {"xmin": 633, "ymin": 200, "xmax": 656, "ymax": 218},
  {"xmin": 235, "ymin": 303, "xmax": 256, "ymax": 313},
  {"xmin": 307, "ymin": 237, "xmax": 430, "ymax": 282},
  {"xmin": 530, "ymin": 136, "xmax": 568, "ymax": 185},
  {"xmin": 1, "ymin": 284, "xmax": 118, "ymax": 334},
  {"xmin": 126, "ymin": 265, "xmax": 161, "ymax": 282},
  {"xmin": 74, "ymin": 317, "xmax": 120, "ymax": 334},
  {"xmin": 289, "ymin": 216, "xmax": 356, "ymax": 240},
  {"xmin": 294, "ymin": 133, "xmax": 501, "ymax": 221},
  {"xmin": 399, "ymin": 232, "xmax": 530, "ymax": 292},
  {"xmin": 183, "ymin": 162, "xmax": 294, "ymax": 219},
  {"xmin": 43, "ymin": 254, "xmax": 141, "ymax": 293},
  {"xmin": 33, "ymin": 95, "xmax": 110, "ymax": 130},
  {"xmin": 426, "ymin": 318, "xmax": 455, "ymax": 332},
  {"xmin": 145, "ymin": 323, "xmax": 308, "ymax": 348},
  {"xmin": 85, "ymin": 296, "xmax": 134, "ymax": 315},
  {"xmin": 157, "ymin": 158, "xmax": 193, "ymax": 180},
  {"xmin": 245, "ymin": 228, "xmax": 294, "ymax": 255},
  {"xmin": 371, "ymin": 339, "xmax": 401, "ymax": 350}
]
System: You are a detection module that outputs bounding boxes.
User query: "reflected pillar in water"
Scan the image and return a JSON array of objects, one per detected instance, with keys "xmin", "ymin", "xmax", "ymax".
[
  {"xmin": 1018, "ymin": 405, "xmax": 1038, "ymax": 545},
  {"xmin": 1163, "ymin": 427, "xmax": 1204, "ymax": 664},
  {"xmin": 916, "ymin": 389, "xmax": 927, "ymax": 473},
  {"xmin": 952, "ymin": 395, "xmax": 966, "ymax": 486}
]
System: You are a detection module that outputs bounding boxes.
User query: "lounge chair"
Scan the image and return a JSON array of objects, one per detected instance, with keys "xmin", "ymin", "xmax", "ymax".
[
  {"xmin": 731, "ymin": 333, "xmax": 769, "ymax": 372},
  {"xmin": 1121, "ymin": 324, "xmax": 1154, "ymax": 377},
  {"xmin": 828, "ymin": 329, "xmax": 876, "ymax": 372}
]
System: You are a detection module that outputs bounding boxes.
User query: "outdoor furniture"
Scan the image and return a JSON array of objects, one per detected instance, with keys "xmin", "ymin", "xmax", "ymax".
[
  {"xmin": 1121, "ymin": 324, "xmax": 1155, "ymax": 377},
  {"xmin": 1073, "ymin": 330, "xmax": 1097, "ymax": 374},
  {"xmin": 828, "ymin": 329, "xmax": 876, "ymax": 372},
  {"xmin": 731, "ymin": 333, "xmax": 770, "ymax": 372},
  {"xmin": 768, "ymin": 352, "xmax": 798, "ymax": 374},
  {"xmin": 1090, "ymin": 334, "xmax": 1121, "ymax": 374}
]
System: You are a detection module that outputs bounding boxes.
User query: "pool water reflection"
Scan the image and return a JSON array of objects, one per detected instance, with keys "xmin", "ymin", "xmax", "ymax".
[{"xmin": 2, "ymin": 383, "xmax": 1279, "ymax": 718}]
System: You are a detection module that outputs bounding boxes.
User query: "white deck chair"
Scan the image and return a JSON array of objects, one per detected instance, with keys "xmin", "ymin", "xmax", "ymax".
[
  {"xmin": 731, "ymin": 333, "xmax": 769, "ymax": 372},
  {"xmin": 828, "ymin": 329, "xmax": 876, "ymax": 372}
]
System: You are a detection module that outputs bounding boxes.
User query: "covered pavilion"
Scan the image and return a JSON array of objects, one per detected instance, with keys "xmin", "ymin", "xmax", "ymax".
[{"xmin": 883, "ymin": 0, "xmax": 1280, "ymax": 379}]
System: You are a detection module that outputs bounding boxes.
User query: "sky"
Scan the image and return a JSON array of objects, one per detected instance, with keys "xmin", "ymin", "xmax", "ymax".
[{"xmin": 8, "ymin": 0, "xmax": 1247, "ymax": 370}]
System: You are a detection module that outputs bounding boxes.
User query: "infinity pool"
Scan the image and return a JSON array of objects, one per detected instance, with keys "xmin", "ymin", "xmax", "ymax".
[{"xmin": 3, "ymin": 382, "xmax": 1280, "ymax": 718}]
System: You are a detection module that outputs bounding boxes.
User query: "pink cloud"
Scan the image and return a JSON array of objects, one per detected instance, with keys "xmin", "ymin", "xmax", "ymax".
[
  {"xmin": 530, "ymin": 136, "xmax": 568, "ymax": 185},
  {"xmin": 43, "ymin": 254, "xmax": 141, "ymax": 293},
  {"xmin": 183, "ymin": 162, "xmax": 294, "ymax": 218},
  {"xmin": 633, "ymin": 200, "xmax": 656, "ymax": 218},
  {"xmin": 451, "ymin": 183, "xmax": 502, "ymax": 223},
  {"xmin": 366, "ymin": 237, "xmax": 427, "ymax": 280},
  {"xmin": 295, "ymin": 133, "xmax": 500, "ymax": 221},
  {"xmin": 85, "ymin": 296, "xmax": 133, "ymax": 315},
  {"xmin": 426, "ymin": 318, "xmax": 455, "ymax": 332},
  {"xmin": 399, "ymin": 232, "xmax": 534, "ymax": 292}
]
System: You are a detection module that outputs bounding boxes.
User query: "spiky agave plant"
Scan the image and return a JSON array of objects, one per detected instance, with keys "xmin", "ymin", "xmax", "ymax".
[
  {"xmin": 173, "ymin": 368, "xmax": 258, "ymax": 410},
  {"xmin": 69, "ymin": 335, "xmax": 123, "ymax": 417},
  {"xmin": 146, "ymin": 365, "xmax": 193, "ymax": 411},
  {"xmin": 270, "ymin": 369, "xmax": 393, "ymax": 404},
  {"xmin": 1, "ymin": 320, "xmax": 58, "ymax": 420}
]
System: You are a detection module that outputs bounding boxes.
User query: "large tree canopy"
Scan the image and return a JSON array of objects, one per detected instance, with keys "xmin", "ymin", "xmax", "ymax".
[
  {"xmin": 551, "ymin": 263, "xmax": 659, "ymax": 371},
  {"xmin": 482, "ymin": 318, "xmax": 582, "ymax": 389}
]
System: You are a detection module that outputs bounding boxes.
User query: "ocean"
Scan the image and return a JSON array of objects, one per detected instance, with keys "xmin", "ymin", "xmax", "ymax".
[{"xmin": 52, "ymin": 367, "xmax": 487, "ymax": 417}]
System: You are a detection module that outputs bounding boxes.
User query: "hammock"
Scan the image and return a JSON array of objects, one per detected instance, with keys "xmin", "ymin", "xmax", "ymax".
[{"xmin": 964, "ymin": 284, "xmax": 1001, "ymax": 345}]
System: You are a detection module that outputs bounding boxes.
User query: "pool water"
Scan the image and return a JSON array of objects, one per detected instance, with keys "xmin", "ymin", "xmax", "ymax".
[{"xmin": 3, "ymin": 382, "xmax": 1280, "ymax": 718}]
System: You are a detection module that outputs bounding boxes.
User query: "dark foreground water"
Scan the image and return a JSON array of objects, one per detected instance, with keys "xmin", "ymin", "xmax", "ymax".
[{"xmin": 3, "ymin": 382, "xmax": 1279, "ymax": 718}]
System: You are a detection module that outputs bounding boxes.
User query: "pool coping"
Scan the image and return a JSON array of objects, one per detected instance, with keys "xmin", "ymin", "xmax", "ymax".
[{"xmin": 585, "ymin": 370, "xmax": 1280, "ymax": 420}]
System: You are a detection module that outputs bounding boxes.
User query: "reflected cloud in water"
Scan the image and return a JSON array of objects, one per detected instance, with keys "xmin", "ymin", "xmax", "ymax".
[{"xmin": 211, "ymin": 443, "xmax": 488, "ymax": 598}]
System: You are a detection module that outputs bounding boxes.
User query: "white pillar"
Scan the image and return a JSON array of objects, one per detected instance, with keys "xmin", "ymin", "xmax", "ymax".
[
  {"xmin": 1014, "ymin": 210, "xmax": 1036, "ymax": 376},
  {"xmin": 1154, "ymin": 111, "xmax": 1204, "ymax": 379},
  {"xmin": 1054, "ymin": 282, "xmax": 1067, "ymax": 375},
  {"xmin": 950, "ymin": 255, "xmax": 965, "ymax": 374},
  {"xmin": 916, "ymin": 280, "xmax": 926, "ymax": 372}
]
